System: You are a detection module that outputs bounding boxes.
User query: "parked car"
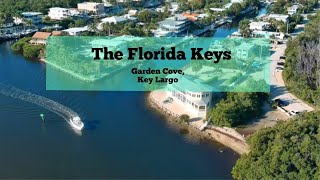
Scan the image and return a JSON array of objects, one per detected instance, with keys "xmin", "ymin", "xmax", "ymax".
[
  {"xmin": 277, "ymin": 62, "xmax": 285, "ymax": 66},
  {"xmin": 274, "ymin": 98, "xmax": 287, "ymax": 107},
  {"xmin": 276, "ymin": 67, "xmax": 284, "ymax": 72},
  {"xmin": 290, "ymin": 110, "xmax": 301, "ymax": 116},
  {"xmin": 280, "ymin": 56, "xmax": 286, "ymax": 60}
]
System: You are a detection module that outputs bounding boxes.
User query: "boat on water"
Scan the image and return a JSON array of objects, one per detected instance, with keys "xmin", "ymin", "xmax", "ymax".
[{"xmin": 69, "ymin": 116, "xmax": 84, "ymax": 131}]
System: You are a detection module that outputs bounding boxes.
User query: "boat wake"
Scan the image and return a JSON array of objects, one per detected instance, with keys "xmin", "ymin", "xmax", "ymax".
[{"xmin": 0, "ymin": 83, "xmax": 82, "ymax": 129}]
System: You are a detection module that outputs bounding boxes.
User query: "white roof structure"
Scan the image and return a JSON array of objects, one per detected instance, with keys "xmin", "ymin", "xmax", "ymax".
[
  {"xmin": 128, "ymin": 9, "xmax": 138, "ymax": 15},
  {"xmin": 49, "ymin": 7, "xmax": 68, "ymax": 11},
  {"xmin": 231, "ymin": 0, "xmax": 243, "ymax": 3},
  {"xmin": 267, "ymin": 14, "xmax": 289, "ymax": 22},
  {"xmin": 210, "ymin": 8, "xmax": 226, "ymax": 12},
  {"xmin": 62, "ymin": 26, "xmax": 88, "ymax": 35},
  {"xmin": 22, "ymin": 12, "xmax": 43, "ymax": 16},
  {"xmin": 249, "ymin": 21, "xmax": 270, "ymax": 30},
  {"xmin": 101, "ymin": 16, "xmax": 127, "ymax": 24}
]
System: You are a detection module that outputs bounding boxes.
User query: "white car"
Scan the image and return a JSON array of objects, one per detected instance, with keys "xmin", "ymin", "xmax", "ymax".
[
  {"xmin": 276, "ymin": 67, "xmax": 284, "ymax": 72},
  {"xmin": 290, "ymin": 110, "xmax": 300, "ymax": 116}
]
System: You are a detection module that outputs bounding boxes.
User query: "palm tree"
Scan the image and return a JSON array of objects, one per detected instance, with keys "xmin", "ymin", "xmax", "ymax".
[
  {"xmin": 89, "ymin": 17, "xmax": 99, "ymax": 35},
  {"xmin": 102, "ymin": 23, "xmax": 111, "ymax": 36}
]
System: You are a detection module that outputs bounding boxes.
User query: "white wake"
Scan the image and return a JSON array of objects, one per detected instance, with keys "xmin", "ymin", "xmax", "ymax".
[{"xmin": 0, "ymin": 83, "xmax": 79, "ymax": 122}]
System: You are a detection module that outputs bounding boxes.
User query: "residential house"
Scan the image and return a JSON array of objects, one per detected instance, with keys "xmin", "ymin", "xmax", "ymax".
[
  {"xmin": 154, "ymin": 14, "xmax": 191, "ymax": 37},
  {"xmin": 62, "ymin": 26, "xmax": 88, "ymax": 36},
  {"xmin": 101, "ymin": 16, "xmax": 127, "ymax": 24},
  {"xmin": 182, "ymin": 12, "xmax": 199, "ymax": 21},
  {"xmin": 15, "ymin": 12, "xmax": 43, "ymax": 25},
  {"xmin": 77, "ymin": 2, "xmax": 105, "ymax": 14},
  {"xmin": 287, "ymin": 4, "xmax": 301, "ymax": 15},
  {"xmin": 235, "ymin": 43, "xmax": 255, "ymax": 59},
  {"xmin": 251, "ymin": 30, "xmax": 285, "ymax": 40},
  {"xmin": 267, "ymin": 14, "xmax": 289, "ymax": 23},
  {"xmin": 48, "ymin": 7, "xmax": 70, "ymax": 20},
  {"xmin": 171, "ymin": 2, "xmax": 179, "ymax": 12},
  {"xmin": 52, "ymin": 31, "xmax": 63, "ymax": 36},
  {"xmin": 128, "ymin": 9, "xmax": 138, "ymax": 16},
  {"xmin": 249, "ymin": 21, "xmax": 270, "ymax": 31},
  {"xmin": 30, "ymin": 32, "xmax": 51, "ymax": 45}
]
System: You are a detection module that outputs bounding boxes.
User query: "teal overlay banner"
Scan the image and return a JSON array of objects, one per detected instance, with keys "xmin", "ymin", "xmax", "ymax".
[{"xmin": 46, "ymin": 36, "xmax": 270, "ymax": 92}]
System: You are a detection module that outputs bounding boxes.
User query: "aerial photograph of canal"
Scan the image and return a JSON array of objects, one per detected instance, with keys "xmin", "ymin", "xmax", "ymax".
[{"xmin": 1, "ymin": 0, "xmax": 319, "ymax": 179}]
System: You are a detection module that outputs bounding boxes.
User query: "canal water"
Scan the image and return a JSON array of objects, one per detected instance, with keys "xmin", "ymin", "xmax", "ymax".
[{"xmin": 0, "ymin": 7, "xmax": 266, "ymax": 178}]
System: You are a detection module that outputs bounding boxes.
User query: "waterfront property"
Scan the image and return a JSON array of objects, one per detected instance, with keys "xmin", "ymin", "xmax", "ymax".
[
  {"xmin": 154, "ymin": 14, "xmax": 191, "ymax": 37},
  {"xmin": 249, "ymin": 21, "xmax": 270, "ymax": 31},
  {"xmin": 101, "ymin": 16, "xmax": 127, "ymax": 24},
  {"xmin": 18, "ymin": 12, "xmax": 43, "ymax": 26},
  {"xmin": 30, "ymin": 32, "xmax": 51, "ymax": 45},
  {"xmin": 251, "ymin": 30, "xmax": 285, "ymax": 40},
  {"xmin": 77, "ymin": 2, "xmax": 104, "ymax": 15},
  {"xmin": 166, "ymin": 76, "xmax": 212, "ymax": 119},
  {"xmin": 48, "ymin": 7, "xmax": 71, "ymax": 20},
  {"xmin": 0, "ymin": 21, "xmax": 15, "ymax": 34},
  {"xmin": 62, "ymin": 27, "xmax": 88, "ymax": 36}
]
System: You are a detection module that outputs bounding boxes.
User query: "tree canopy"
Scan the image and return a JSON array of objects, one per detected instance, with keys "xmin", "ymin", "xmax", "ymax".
[
  {"xmin": 207, "ymin": 92, "xmax": 268, "ymax": 127},
  {"xmin": 283, "ymin": 12, "xmax": 320, "ymax": 107},
  {"xmin": 232, "ymin": 111, "xmax": 320, "ymax": 179}
]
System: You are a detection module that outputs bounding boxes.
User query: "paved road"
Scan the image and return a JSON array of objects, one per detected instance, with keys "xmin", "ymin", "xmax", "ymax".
[{"xmin": 270, "ymin": 44, "xmax": 314, "ymax": 114}]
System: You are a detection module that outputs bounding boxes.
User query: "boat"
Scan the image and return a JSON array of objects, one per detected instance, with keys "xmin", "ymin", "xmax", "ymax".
[{"xmin": 69, "ymin": 116, "xmax": 84, "ymax": 131}]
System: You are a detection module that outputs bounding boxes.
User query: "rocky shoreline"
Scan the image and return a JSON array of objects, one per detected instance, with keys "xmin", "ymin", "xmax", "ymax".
[{"xmin": 146, "ymin": 92, "xmax": 250, "ymax": 155}]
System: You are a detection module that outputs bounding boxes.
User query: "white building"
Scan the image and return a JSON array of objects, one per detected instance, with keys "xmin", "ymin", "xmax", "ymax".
[
  {"xmin": 235, "ymin": 43, "xmax": 255, "ymax": 59},
  {"xmin": 62, "ymin": 26, "xmax": 88, "ymax": 36},
  {"xmin": 287, "ymin": 4, "xmax": 301, "ymax": 15},
  {"xmin": 249, "ymin": 21, "xmax": 270, "ymax": 31},
  {"xmin": 231, "ymin": 0, "xmax": 244, "ymax": 3},
  {"xmin": 267, "ymin": 14, "xmax": 289, "ymax": 23},
  {"xmin": 48, "ymin": 7, "xmax": 70, "ymax": 20},
  {"xmin": 154, "ymin": 14, "xmax": 190, "ymax": 37},
  {"xmin": 167, "ymin": 76, "xmax": 213, "ymax": 119},
  {"xmin": 171, "ymin": 2, "xmax": 179, "ymax": 12},
  {"xmin": 128, "ymin": 9, "xmax": 138, "ymax": 16},
  {"xmin": 251, "ymin": 30, "xmax": 285, "ymax": 40},
  {"xmin": 101, "ymin": 16, "xmax": 127, "ymax": 24},
  {"xmin": 77, "ymin": 2, "xmax": 104, "ymax": 14},
  {"xmin": 15, "ymin": 12, "xmax": 43, "ymax": 25}
]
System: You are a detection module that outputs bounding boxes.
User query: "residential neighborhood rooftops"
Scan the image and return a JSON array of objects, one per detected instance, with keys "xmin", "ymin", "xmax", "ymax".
[
  {"xmin": 249, "ymin": 21, "xmax": 270, "ymax": 26},
  {"xmin": 49, "ymin": 7, "xmax": 69, "ymax": 10},
  {"xmin": 52, "ymin": 31, "xmax": 62, "ymax": 36},
  {"xmin": 101, "ymin": 16, "xmax": 127, "ymax": 23},
  {"xmin": 288, "ymin": 4, "xmax": 301, "ymax": 10},
  {"xmin": 62, "ymin": 27, "xmax": 88, "ymax": 35},
  {"xmin": 22, "ymin": 12, "xmax": 43, "ymax": 16},
  {"xmin": 267, "ymin": 14, "xmax": 289, "ymax": 22},
  {"xmin": 168, "ymin": 14, "xmax": 188, "ymax": 21},
  {"xmin": 32, "ymin": 32, "xmax": 51, "ymax": 39},
  {"xmin": 182, "ymin": 12, "xmax": 199, "ymax": 21},
  {"xmin": 159, "ymin": 19, "xmax": 186, "ymax": 26}
]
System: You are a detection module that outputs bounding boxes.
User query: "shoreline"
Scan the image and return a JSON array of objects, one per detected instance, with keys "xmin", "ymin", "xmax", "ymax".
[{"xmin": 146, "ymin": 92, "xmax": 250, "ymax": 155}]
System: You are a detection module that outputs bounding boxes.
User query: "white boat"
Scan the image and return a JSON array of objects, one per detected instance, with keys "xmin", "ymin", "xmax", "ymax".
[{"xmin": 69, "ymin": 116, "xmax": 84, "ymax": 131}]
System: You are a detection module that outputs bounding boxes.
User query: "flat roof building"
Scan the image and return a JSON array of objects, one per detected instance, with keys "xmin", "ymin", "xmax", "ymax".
[{"xmin": 77, "ymin": 2, "xmax": 104, "ymax": 14}]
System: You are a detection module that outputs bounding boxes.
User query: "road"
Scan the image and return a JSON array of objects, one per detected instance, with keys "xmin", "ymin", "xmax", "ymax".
[{"xmin": 270, "ymin": 43, "xmax": 314, "ymax": 115}]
